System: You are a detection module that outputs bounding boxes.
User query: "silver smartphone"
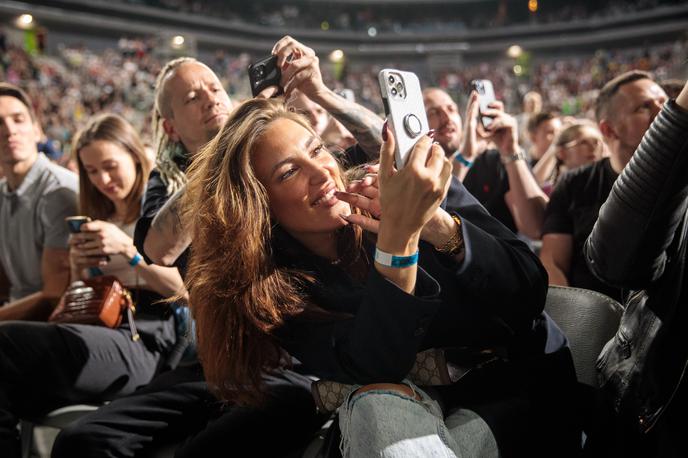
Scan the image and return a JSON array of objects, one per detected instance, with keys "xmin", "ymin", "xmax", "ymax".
[
  {"xmin": 471, "ymin": 79, "xmax": 496, "ymax": 129},
  {"xmin": 378, "ymin": 69, "xmax": 430, "ymax": 168}
]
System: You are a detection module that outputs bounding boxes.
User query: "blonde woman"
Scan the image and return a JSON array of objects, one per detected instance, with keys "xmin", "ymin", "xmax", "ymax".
[{"xmin": 534, "ymin": 121, "xmax": 606, "ymax": 195}]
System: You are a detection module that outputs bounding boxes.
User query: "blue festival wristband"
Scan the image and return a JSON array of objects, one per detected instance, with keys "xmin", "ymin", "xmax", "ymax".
[
  {"xmin": 374, "ymin": 248, "xmax": 419, "ymax": 268},
  {"xmin": 129, "ymin": 252, "xmax": 143, "ymax": 267},
  {"xmin": 454, "ymin": 152, "xmax": 473, "ymax": 168}
]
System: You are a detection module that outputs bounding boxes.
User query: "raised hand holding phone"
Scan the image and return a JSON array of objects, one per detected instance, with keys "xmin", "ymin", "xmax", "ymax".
[
  {"xmin": 248, "ymin": 55, "xmax": 282, "ymax": 98},
  {"xmin": 479, "ymin": 100, "xmax": 521, "ymax": 157},
  {"xmin": 378, "ymin": 69, "xmax": 430, "ymax": 168},
  {"xmin": 376, "ymin": 122, "xmax": 452, "ymax": 250},
  {"xmin": 369, "ymin": 122, "xmax": 452, "ymax": 293},
  {"xmin": 471, "ymin": 79, "xmax": 496, "ymax": 129}
]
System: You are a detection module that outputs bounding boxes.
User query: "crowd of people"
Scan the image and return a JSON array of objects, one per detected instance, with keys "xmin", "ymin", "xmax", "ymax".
[
  {"xmin": 1, "ymin": 28, "xmax": 685, "ymax": 164},
  {"xmin": 118, "ymin": 0, "xmax": 683, "ymax": 32},
  {"xmin": 1, "ymin": 27, "xmax": 688, "ymax": 458}
]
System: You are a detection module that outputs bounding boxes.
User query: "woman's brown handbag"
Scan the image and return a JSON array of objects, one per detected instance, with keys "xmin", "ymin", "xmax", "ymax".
[{"xmin": 49, "ymin": 276, "xmax": 139, "ymax": 340}]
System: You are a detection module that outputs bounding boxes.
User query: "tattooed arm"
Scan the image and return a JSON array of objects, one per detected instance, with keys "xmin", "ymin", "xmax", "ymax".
[
  {"xmin": 144, "ymin": 185, "xmax": 191, "ymax": 267},
  {"xmin": 269, "ymin": 35, "xmax": 383, "ymax": 160},
  {"xmin": 310, "ymin": 90, "xmax": 383, "ymax": 160}
]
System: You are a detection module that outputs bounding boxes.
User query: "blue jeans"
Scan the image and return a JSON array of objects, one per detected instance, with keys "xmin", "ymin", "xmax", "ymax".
[{"xmin": 339, "ymin": 380, "xmax": 499, "ymax": 457}]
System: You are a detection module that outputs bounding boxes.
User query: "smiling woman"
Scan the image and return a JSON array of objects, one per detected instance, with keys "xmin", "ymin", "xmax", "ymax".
[
  {"xmin": 251, "ymin": 117, "xmax": 352, "ymax": 257},
  {"xmin": 185, "ymin": 97, "xmax": 581, "ymax": 457}
]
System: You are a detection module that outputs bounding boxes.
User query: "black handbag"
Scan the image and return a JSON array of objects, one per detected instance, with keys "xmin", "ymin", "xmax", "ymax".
[{"xmin": 596, "ymin": 211, "xmax": 688, "ymax": 432}]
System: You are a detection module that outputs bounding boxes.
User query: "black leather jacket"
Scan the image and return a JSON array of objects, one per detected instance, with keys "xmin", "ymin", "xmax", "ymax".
[{"xmin": 585, "ymin": 100, "xmax": 688, "ymax": 432}]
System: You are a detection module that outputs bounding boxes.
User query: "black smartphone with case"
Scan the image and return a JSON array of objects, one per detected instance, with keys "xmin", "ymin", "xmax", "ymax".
[
  {"xmin": 66, "ymin": 216, "xmax": 110, "ymax": 262},
  {"xmin": 471, "ymin": 79, "xmax": 496, "ymax": 129},
  {"xmin": 65, "ymin": 216, "xmax": 91, "ymax": 234},
  {"xmin": 248, "ymin": 55, "xmax": 282, "ymax": 97}
]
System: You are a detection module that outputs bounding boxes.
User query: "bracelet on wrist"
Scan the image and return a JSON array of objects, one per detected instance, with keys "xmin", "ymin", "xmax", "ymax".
[
  {"xmin": 128, "ymin": 252, "xmax": 143, "ymax": 267},
  {"xmin": 374, "ymin": 247, "xmax": 419, "ymax": 268},
  {"xmin": 453, "ymin": 152, "xmax": 473, "ymax": 168},
  {"xmin": 435, "ymin": 214, "xmax": 464, "ymax": 257},
  {"xmin": 500, "ymin": 149, "xmax": 527, "ymax": 165}
]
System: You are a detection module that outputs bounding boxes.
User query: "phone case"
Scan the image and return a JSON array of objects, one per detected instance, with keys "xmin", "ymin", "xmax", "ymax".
[
  {"xmin": 471, "ymin": 79, "xmax": 496, "ymax": 128},
  {"xmin": 65, "ymin": 216, "xmax": 91, "ymax": 234},
  {"xmin": 378, "ymin": 69, "xmax": 429, "ymax": 168},
  {"xmin": 248, "ymin": 55, "xmax": 282, "ymax": 97}
]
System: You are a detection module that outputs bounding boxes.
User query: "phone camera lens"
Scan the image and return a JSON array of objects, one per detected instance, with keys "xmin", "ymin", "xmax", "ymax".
[
  {"xmin": 395, "ymin": 82, "xmax": 403, "ymax": 93},
  {"xmin": 253, "ymin": 65, "xmax": 265, "ymax": 79},
  {"xmin": 388, "ymin": 75, "xmax": 395, "ymax": 84},
  {"xmin": 391, "ymin": 87, "xmax": 398, "ymax": 96}
]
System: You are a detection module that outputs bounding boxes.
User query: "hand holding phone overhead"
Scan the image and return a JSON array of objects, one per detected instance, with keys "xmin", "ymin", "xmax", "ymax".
[
  {"xmin": 470, "ymin": 79, "xmax": 497, "ymax": 129},
  {"xmin": 248, "ymin": 55, "xmax": 282, "ymax": 98}
]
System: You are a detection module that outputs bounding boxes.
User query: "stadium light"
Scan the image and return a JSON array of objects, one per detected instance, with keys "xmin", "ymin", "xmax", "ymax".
[
  {"xmin": 171, "ymin": 35, "xmax": 185, "ymax": 49},
  {"xmin": 507, "ymin": 45, "xmax": 523, "ymax": 59},
  {"xmin": 368, "ymin": 27, "xmax": 378, "ymax": 37},
  {"xmin": 16, "ymin": 14, "xmax": 34, "ymax": 29},
  {"xmin": 329, "ymin": 49, "xmax": 344, "ymax": 63},
  {"xmin": 528, "ymin": 0, "xmax": 538, "ymax": 13}
]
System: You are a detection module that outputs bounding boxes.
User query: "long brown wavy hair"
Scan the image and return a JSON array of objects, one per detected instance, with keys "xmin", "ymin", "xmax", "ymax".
[
  {"xmin": 184, "ymin": 98, "xmax": 364, "ymax": 406},
  {"xmin": 73, "ymin": 113, "xmax": 150, "ymax": 224}
]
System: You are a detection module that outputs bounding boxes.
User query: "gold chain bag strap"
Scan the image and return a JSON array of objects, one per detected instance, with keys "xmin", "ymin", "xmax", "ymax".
[{"xmin": 49, "ymin": 276, "xmax": 140, "ymax": 341}]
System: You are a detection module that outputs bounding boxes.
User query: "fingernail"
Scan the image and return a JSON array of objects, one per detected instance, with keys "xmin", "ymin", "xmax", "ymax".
[
  {"xmin": 382, "ymin": 120, "xmax": 388, "ymax": 142},
  {"xmin": 427, "ymin": 129, "xmax": 436, "ymax": 139}
]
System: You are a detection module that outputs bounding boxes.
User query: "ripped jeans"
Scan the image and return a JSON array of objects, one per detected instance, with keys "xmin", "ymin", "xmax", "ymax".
[{"xmin": 338, "ymin": 380, "xmax": 499, "ymax": 458}]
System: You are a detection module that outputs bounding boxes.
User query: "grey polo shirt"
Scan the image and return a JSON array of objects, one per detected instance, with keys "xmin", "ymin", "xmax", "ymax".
[{"xmin": 0, "ymin": 154, "xmax": 78, "ymax": 301}]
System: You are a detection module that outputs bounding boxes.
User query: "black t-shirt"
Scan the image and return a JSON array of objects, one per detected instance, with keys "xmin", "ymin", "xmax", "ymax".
[
  {"xmin": 463, "ymin": 149, "xmax": 517, "ymax": 234},
  {"xmin": 542, "ymin": 157, "xmax": 623, "ymax": 301}
]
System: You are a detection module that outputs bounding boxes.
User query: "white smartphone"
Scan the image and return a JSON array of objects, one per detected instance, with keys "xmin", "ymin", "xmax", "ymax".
[
  {"xmin": 471, "ymin": 79, "xmax": 496, "ymax": 129},
  {"xmin": 378, "ymin": 69, "xmax": 430, "ymax": 168}
]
